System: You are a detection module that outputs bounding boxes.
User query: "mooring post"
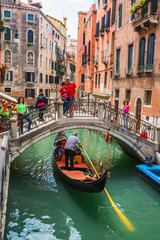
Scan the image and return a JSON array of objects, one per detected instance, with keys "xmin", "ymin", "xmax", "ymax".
[
  {"xmin": 98, "ymin": 101, "xmax": 104, "ymax": 120},
  {"xmin": 9, "ymin": 118, "xmax": 18, "ymax": 139},
  {"xmin": 57, "ymin": 101, "xmax": 64, "ymax": 120}
]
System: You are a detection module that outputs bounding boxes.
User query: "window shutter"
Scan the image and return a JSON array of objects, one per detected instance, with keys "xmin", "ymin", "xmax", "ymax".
[
  {"xmin": 25, "ymin": 72, "xmax": 28, "ymax": 82},
  {"xmin": 28, "ymin": 30, "xmax": 33, "ymax": 43},
  {"xmin": 25, "ymin": 89, "xmax": 28, "ymax": 98},
  {"xmin": 95, "ymin": 22, "xmax": 99, "ymax": 37},
  {"xmin": 10, "ymin": 71, "xmax": 13, "ymax": 81},
  {"xmin": 105, "ymin": 9, "xmax": 110, "ymax": 29},
  {"xmin": 52, "ymin": 76, "xmax": 54, "ymax": 83},
  {"xmin": 5, "ymin": 28, "xmax": 11, "ymax": 41},
  {"xmin": 33, "ymin": 72, "xmax": 35, "ymax": 82},
  {"xmin": 147, "ymin": 34, "xmax": 155, "ymax": 69},
  {"xmin": 49, "ymin": 75, "xmax": 51, "ymax": 83},
  {"xmin": 116, "ymin": 49, "xmax": 121, "ymax": 74},
  {"xmin": 118, "ymin": 4, "xmax": 122, "ymax": 28},
  {"xmin": 128, "ymin": 44, "xmax": 133, "ymax": 72},
  {"xmin": 83, "ymin": 32, "xmax": 85, "ymax": 45},
  {"xmin": 111, "ymin": 0, "xmax": 116, "ymax": 25},
  {"xmin": 139, "ymin": 38, "xmax": 145, "ymax": 69},
  {"xmin": 100, "ymin": 15, "xmax": 105, "ymax": 33},
  {"xmin": 31, "ymin": 89, "xmax": 35, "ymax": 98}
]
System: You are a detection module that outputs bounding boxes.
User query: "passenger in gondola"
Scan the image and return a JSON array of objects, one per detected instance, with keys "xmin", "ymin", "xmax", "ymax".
[{"xmin": 65, "ymin": 132, "xmax": 84, "ymax": 170}]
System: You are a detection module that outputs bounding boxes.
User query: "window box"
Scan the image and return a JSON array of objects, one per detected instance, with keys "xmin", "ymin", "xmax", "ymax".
[
  {"xmin": 28, "ymin": 21, "xmax": 33, "ymax": 25},
  {"xmin": 5, "ymin": 40, "xmax": 11, "ymax": 43},
  {"xmin": 26, "ymin": 82, "xmax": 34, "ymax": 87},
  {"xmin": 27, "ymin": 42, "xmax": 33, "ymax": 46},
  {"xmin": 40, "ymin": 45, "xmax": 44, "ymax": 49}
]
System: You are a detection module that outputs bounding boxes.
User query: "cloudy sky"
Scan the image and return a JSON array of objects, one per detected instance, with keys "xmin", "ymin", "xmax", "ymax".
[{"xmin": 22, "ymin": 0, "xmax": 95, "ymax": 39}]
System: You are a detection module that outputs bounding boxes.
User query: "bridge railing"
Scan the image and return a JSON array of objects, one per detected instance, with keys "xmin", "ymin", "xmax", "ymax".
[{"xmin": 103, "ymin": 102, "xmax": 156, "ymax": 142}]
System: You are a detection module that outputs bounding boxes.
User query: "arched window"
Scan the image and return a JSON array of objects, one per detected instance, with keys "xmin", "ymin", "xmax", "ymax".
[
  {"xmin": 118, "ymin": 3, "xmax": 122, "ymax": 28},
  {"xmin": 4, "ymin": 49, "xmax": 11, "ymax": 63},
  {"xmin": 138, "ymin": 37, "xmax": 145, "ymax": 72},
  {"xmin": 27, "ymin": 51, "xmax": 34, "ymax": 65},
  {"xmin": 4, "ymin": 27, "xmax": 11, "ymax": 41},
  {"xmin": 147, "ymin": 34, "xmax": 155, "ymax": 70},
  {"xmin": 27, "ymin": 29, "xmax": 34, "ymax": 43}
]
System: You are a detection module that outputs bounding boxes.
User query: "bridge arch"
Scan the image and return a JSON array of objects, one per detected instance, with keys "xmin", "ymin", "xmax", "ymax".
[{"xmin": 10, "ymin": 119, "xmax": 158, "ymax": 162}]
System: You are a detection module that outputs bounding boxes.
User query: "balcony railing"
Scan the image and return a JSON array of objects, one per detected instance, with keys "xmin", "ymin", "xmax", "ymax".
[
  {"xmin": 144, "ymin": 64, "xmax": 154, "ymax": 72},
  {"xmin": 102, "ymin": 51, "xmax": 108, "ymax": 64},
  {"xmin": 102, "ymin": 0, "xmax": 108, "ymax": 9},
  {"xmin": 94, "ymin": 34, "xmax": 99, "ymax": 41},
  {"xmin": 113, "ymin": 70, "xmax": 120, "ymax": 77},
  {"xmin": 136, "ymin": 65, "xmax": 144, "ymax": 73},
  {"xmin": 57, "ymin": 53, "xmax": 64, "ymax": 62},
  {"xmin": 132, "ymin": 0, "xmax": 158, "ymax": 31},
  {"xmin": 93, "ymin": 56, "xmax": 98, "ymax": 67}
]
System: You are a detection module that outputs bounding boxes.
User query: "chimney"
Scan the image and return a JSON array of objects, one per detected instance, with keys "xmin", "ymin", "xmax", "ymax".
[
  {"xmin": 63, "ymin": 17, "xmax": 67, "ymax": 27},
  {"xmin": 28, "ymin": 0, "xmax": 33, "ymax": 3}
]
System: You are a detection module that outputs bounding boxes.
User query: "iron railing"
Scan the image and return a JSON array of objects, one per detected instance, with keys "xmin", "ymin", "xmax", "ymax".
[{"xmin": 103, "ymin": 102, "xmax": 156, "ymax": 141}]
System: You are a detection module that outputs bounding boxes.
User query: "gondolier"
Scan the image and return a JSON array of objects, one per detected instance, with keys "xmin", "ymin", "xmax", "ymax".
[{"xmin": 65, "ymin": 132, "xmax": 84, "ymax": 170}]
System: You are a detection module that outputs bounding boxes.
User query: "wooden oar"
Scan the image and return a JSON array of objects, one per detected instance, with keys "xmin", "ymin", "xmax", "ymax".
[{"xmin": 83, "ymin": 148, "xmax": 135, "ymax": 232}]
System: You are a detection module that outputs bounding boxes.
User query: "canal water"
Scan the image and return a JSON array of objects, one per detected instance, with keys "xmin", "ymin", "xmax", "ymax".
[{"xmin": 4, "ymin": 129, "xmax": 160, "ymax": 240}]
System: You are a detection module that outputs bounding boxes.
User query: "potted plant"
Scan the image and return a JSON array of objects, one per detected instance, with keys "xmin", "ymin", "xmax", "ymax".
[
  {"xmin": 5, "ymin": 40, "xmax": 11, "ymax": 43},
  {"xmin": 28, "ymin": 21, "xmax": 33, "ymax": 25},
  {"xmin": 130, "ymin": 0, "xmax": 148, "ymax": 15},
  {"xmin": 52, "ymin": 70, "xmax": 54, "ymax": 73},
  {"xmin": 1, "ymin": 64, "xmax": 9, "ymax": 73},
  {"xmin": 40, "ymin": 45, "xmax": 44, "ymax": 49},
  {"xmin": 0, "ymin": 19, "xmax": 6, "ymax": 32},
  {"xmin": 27, "ymin": 42, "xmax": 33, "ymax": 46}
]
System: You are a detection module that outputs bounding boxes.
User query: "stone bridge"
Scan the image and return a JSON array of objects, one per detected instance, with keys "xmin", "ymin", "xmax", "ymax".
[{"xmin": 7, "ymin": 100, "xmax": 160, "ymax": 163}]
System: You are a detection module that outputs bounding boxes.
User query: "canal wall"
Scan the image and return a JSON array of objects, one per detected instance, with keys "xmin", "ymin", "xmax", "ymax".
[{"xmin": 0, "ymin": 132, "xmax": 10, "ymax": 240}]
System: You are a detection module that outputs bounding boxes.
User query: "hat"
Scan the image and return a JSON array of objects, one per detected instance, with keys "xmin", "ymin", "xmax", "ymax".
[{"xmin": 72, "ymin": 132, "xmax": 78, "ymax": 136}]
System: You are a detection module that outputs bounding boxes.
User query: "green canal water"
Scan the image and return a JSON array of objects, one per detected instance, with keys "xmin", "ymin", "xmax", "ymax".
[{"xmin": 4, "ymin": 129, "xmax": 160, "ymax": 240}]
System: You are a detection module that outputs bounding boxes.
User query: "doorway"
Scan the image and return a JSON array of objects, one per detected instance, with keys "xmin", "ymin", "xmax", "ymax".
[{"xmin": 136, "ymin": 98, "xmax": 142, "ymax": 132}]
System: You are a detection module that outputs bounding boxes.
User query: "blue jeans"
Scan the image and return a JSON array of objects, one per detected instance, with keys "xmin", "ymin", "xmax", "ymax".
[
  {"xmin": 19, "ymin": 112, "xmax": 32, "ymax": 134},
  {"xmin": 61, "ymin": 98, "xmax": 68, "ymax": 114},
  {"xmin": 123, "ymin": 114, "xmax": 128, "ymax": 130},
  {"xmin": 67, "ymin": 97, "xmax": 74, "ymax": 106}
]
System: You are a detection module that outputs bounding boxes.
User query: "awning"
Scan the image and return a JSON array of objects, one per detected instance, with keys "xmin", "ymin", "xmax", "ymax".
[{"xmin": 0, "ymin": 92, "xmax": 17, "ymax": 103}]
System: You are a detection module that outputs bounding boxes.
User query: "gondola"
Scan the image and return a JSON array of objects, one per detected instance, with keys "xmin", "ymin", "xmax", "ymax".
[{"xmin": 53, "ymin": 132, "xmax": 108, "ymax": 193}]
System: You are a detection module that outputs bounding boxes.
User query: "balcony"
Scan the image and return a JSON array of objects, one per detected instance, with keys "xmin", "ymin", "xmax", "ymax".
[
  {"xmin": 102, "ymin": 52, "xmax": 108, "ymax": 65},
  {"xmin": 132, "ymin": 0, "xmax": 158, "ymax": 32},
  {"xmin": 82, "ymin": 55, "xmax": 87, "ymax": 67},
  {"xmin": 57, "ymin": 47, "xmax": 64, "ymax": 62},
  {"xmin": 113, "ymin": 70, "xmax": 120, "ymax": 77},
  {"xmin": 93, "ymin": 57, "xmax": 98, "ymax": 67},
  {"xmin": 102, "ymin": 0, "xmax": 108, "ymax": 9},
  {"xmin": 100, "ymin": 30, "xmax": 104, "ymax": 37}
]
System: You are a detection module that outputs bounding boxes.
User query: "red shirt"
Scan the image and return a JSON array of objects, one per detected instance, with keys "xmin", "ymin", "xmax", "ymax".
[
  {"xmin": 65, "ymin": 82, "xmax": 76, "ymax": 97},
  {"xmin": 59, "ymin": 87, "xmax": 67, "ymax": 99}
]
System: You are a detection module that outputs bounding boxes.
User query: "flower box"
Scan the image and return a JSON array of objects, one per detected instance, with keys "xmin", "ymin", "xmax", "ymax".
[
  {"xmin": 130, "ymin": 0, "xmax": 149, "ymax": 15},
  {"xmin": 27, "ymin": 42, "xmax": 33, "ymax": 46},
  {"xmin": 0, "ymin": 64, "xmax": 9, "ymax": 73}
]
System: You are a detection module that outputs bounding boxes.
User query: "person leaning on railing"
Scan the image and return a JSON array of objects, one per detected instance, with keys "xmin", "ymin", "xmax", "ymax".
[{"xmin": 16, "ymin": 97, "xmax": 32, "ymax": 135}]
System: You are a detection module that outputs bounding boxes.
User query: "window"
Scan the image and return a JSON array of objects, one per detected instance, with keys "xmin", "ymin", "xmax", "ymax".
[
  {"xmin": 39, "ymin": 89, "xmax": 43, "ymax": 93},
  {"xmin": 40, "ymin": 73, "xmax": 43, "ymax": 83},
  {"xmin": 45, "ymin": 89, "xmax": 48, "ymax": 97},
  {"xmin": 25, "ymin": 72, "xmax": 35, "ymax": 82},
  {"xmin": 4, "ymin": 10, "xmax": 11, "ymax": 19},
  {"xmin": 95, "ymin": 22, "xmax": 99, "ymax": 37},
  {"xmin": 81, "ymin": 74, "xmax": 85, "ymax": 83},
  {"xmin": 83, "ymin": 32, "xmax": 85, "ymax": 45},
  {"xmin": 98, "ymin": 0, "xmax": 100, "ymax": 9},
  {"xmin": 115, "ymin": 89, "xmax": 119, "ymax": 98},
  {"xmin": 100, "ymin": 15, "xmax": 105, "ymax": 34},
  {"xmin": 130, "ymin": 0, "xmax": 136, "ymax": 21},
  {"xmin": 104, "ymin": 72, "xmax": 107, "ymax": 86},
  {"xmin": 46, "ymin": 38, "xmax": 48, "ymax": 50},
  {"xmin": 95, "ymin": 74, "xmax": 98, "ymax": 86},
  {"xmin": 46, "ymin": 24, "xmax": 48, "ymax": 30},
  {"xmin": 138, "ymin": 38, "xmax": 145, "ymax": 71},
  {"xmin": 98, "ymin": 74, "xmax": 101, "ymax": 86},
  {"xmin": 40, "ymin": 33, "xmax": 43, "ymax": 45},
  {"xmin": 49, "ymin": 59, "xmax": 51, "ymax": 70},
  {"xmin": 128, "ymin": 44, "xmax": 133, "ymax": 73},
  {"xmin": 40, "ymin": 54, "xmax": 42, "ymax": 67},
  {"xmin": 147, "ymin": 34, "xmax": 155, "ymax": 70},
  {"xmin": 27, "ymin": 51, "xmax": 34, "ymax": 65},
  {"xmin": 2, "ymin": 71, "xmax": 13, "ymax": 81},
  {"xmin": 83, "ymin": 18, "xmax": 86, "ymax": 24},
  {"xmin": 4, "ymin": 87, "xmax": 11, "ymax": 93},
  {"xmin": 4, "ymin": 27, "xmax": 11, "ymax": 41},
  {"xmin": 40, "ymin": 18, "xmax": 43, "ymax": 25},
  {"xmin": 27, "ymin": 30, "xmax": 34, "ymax": 44},
  {"xmin": 144, "ymin": 90, "xmax": 152, "ymax": 105},
  {"xmin": 96, "ymin": 47, "xmax": 99, "ymax": 60},
  {"xmin": 46, "ymin": 57, "xmax": 48, "ymax": 69},
  {"xmin": 106, "ymin": 40, "xmax": 109, "ymax": 59},
  {"xmin": 125, "ymin": 90, "xmax": 131, "ymax": 101},
  {"xmin": 111, "ymin": 0, "xmax": 116, "ymax": 25},
  {"xmin": 106, "ymin": 9, "xmax": 111, "ymax": 29},
  {"xmin": 50, "ymin": 41, "xmax": 52, "ymax": 51},
  {"xmin": 27, "ymin": 14, "xmax": 34, "ymax": 22},
  {"xmin": 25, "ymin": 89, "xmax": 35, "ymax": 98},
  {"xmin": 46, "ymin": 75, "xmax": 48, "ymax": 83},
  {"xmin": 118, "ymin": 4, "xmax": 122, "ymax": 28},
  {"xmin": 116, "ymin": 49, "xmax": 121, "ymax": 74},
  {"xmin": 4, "ymin": 49, "xmax": 11, "ymax": 63}
]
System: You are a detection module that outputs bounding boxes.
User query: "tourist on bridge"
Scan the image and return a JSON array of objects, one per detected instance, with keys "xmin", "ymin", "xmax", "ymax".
[
  {"xmin": 122, "ymin": 99, "xmax": 130, "ymax": 130},
  {"xmin": 59, "ymin": 81, "xmax": 68, "ymax": 116},
  {"xmin": 65, "ymin": 132, "xmax": 84, "ymax": 170},
  {"xmin": 16, "ymin": 97, "xmax": 32, "ymax": 135},
  {"xmin": 65, "ymin": 77, "xmax": 77, "ymax": 118},
  {"xmin": 36, "ymin": 92, "xmax": 48, "ymax": 121}
]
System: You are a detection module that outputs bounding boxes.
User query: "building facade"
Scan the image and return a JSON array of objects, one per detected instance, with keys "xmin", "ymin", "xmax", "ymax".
[{"xmin": 0, "ymin": 0, "xmax": 66, "ymax": 104}]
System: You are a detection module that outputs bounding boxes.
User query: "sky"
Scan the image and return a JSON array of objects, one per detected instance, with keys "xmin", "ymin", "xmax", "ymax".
[{"xmin": 22, "ymin": 0, "xmax": 95, "ymax": 39}]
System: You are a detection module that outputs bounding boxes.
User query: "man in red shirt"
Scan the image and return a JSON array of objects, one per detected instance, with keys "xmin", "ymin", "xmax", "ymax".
[{"xmin": 65, "ymin": 77, "xmax": 76, "ymax": 117}]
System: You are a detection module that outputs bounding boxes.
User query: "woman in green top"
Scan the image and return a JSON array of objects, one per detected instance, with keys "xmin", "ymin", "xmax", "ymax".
[{"xmin": 16, "ymin": 97, "xmax": 32, "ymax": 135}]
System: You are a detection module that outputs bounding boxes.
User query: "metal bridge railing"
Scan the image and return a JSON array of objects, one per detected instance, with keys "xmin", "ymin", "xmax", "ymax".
[{"xmin": 103, "ymin": 102, "xmax": 156, "ymax": 141}]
